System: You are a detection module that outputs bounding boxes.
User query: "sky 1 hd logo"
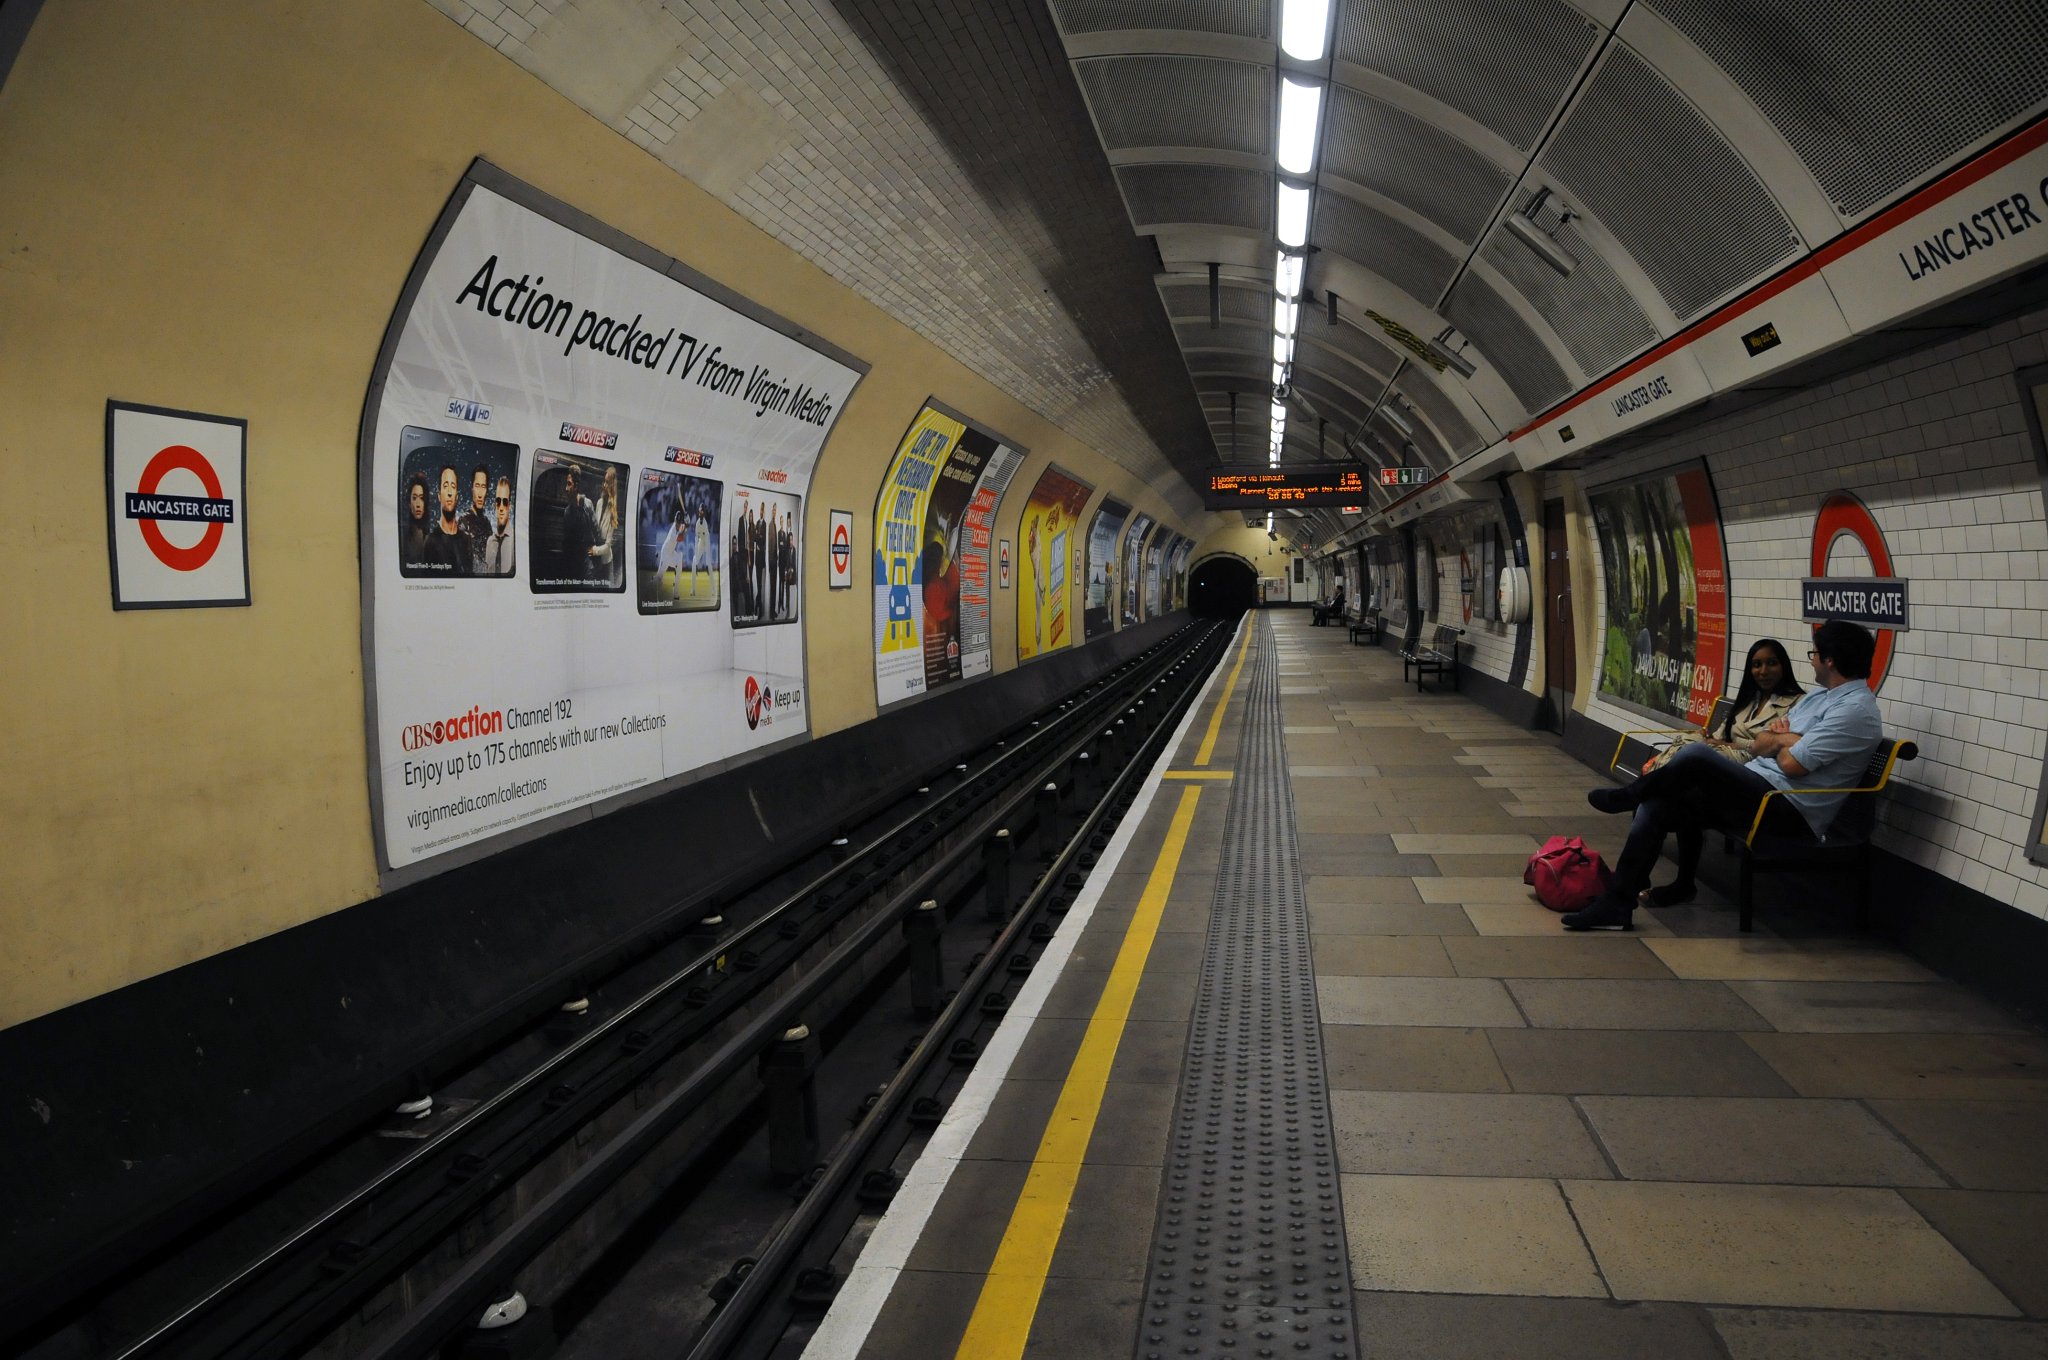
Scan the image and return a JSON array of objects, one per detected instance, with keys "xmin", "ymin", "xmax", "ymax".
[{"xmin": 743, "ymin": 677, "xmax": 802, "ymax": 730}]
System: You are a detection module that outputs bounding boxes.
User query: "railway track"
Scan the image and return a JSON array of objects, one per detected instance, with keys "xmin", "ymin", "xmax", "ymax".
[{"xmin": 53, "ymin": 620, "xmax": 1229, "ymax": 1360}]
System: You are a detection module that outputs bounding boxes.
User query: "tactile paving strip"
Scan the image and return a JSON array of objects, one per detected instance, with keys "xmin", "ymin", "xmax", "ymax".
[{"xmin": 1137, "ymin": 619, "xmax": 1357, "ymax": 1360}]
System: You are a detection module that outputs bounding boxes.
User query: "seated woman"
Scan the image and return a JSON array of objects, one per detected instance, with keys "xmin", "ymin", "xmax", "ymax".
[{"xmin": 1637, "ymin": 637, "xmax": 1804, "ymax": 906}]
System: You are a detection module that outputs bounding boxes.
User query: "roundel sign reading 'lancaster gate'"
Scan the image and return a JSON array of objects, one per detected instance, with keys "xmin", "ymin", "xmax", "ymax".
[
  {"xmin": 827, "ymin": 508, "xmax": 853, "ymax": 590},
  {"xmin": 1803, "ymin": 492, "xmax": 1908, "ymax": 692},
  {"xmin": 106, "ymin": 401, "xmax": 250, "ymax": 609}
]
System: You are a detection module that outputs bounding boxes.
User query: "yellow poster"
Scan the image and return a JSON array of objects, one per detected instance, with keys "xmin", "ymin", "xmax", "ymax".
[
  {"xmin": 1017, "ymin": 464, "xmax": 1093, "ymax": 660},
  {"xmin": 873, "ymin": 405, "xmax": 964, "ymax": 702}
]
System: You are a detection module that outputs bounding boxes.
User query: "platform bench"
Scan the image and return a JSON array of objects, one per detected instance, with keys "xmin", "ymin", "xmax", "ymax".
[
  {"xmin": 1401, "ymin": 624, "xmax": 1460, "ymax": 692},
  {"xmin": 1606, "ymin": 707, "xmax": 1918, "ymax": 932},
  {"xmin": 1348, "ymin": 611, "xmax": 1382, "ymax": 646}
]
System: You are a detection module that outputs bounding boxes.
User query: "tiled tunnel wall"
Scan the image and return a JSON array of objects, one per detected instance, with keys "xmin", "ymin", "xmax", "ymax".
[{"xmin": 1574, "ymin": 303, "xmax": 2048, "ymax": 923}]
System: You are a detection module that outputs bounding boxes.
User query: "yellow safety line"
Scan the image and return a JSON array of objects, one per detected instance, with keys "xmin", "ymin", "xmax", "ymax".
[
  {"xmin": 1193, "ymin": 622, "xmax": 1255, "ymax": 766},
  {"xmin": 952, "ymin": 784, "xmax": 1205, "ymax": 1360},
  {"xmin": 1162, "ymin": 770, "xmax": 1234, "ymax": 780}
]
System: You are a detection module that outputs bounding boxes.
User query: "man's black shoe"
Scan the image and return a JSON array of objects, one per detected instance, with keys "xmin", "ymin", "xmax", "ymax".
[
  {"xmin": 1586, "ymin": 786, "xmax": 1633, "ymax": 814},
  {"xmin": 1562, "ymin": 896, "xmax": 1634, "ymax": 931}
]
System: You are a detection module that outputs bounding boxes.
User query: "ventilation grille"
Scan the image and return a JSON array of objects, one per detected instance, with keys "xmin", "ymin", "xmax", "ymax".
[
  {"xmin": 1316, "ymin": 191, "xmax": 1460, "ymax": 305},
  {"xmin": 1444, "ymin": 273, "xmax": 1571, "ymax": 412},
  {"xmin": 1076, "ymin": 56, "xmax": 1272, "ymax": 156},
  {"xmin": 1188, "ymin": 351, "xmax": 1275, "ymax": 386},
  {"xmin": 1649, "ymin": 0, "xmax": 2048, "ymax": 218},
  {"xmin": 1322, "ymin": 86, "xmax": 1513, "ymax": 242},
  {"xmin": 1394, "ymin": 373, "xmax": 1484, "ymax": 458},
  {"xmin": 1116, "ymin": 164, "xmax": 1270, "ymax": 232},
  {"xmin": 1334, "ymin": 0, "xmax": 1600, "ymax": 150},
  {"xmin": 1052, "ymin": 0, "xmax": 1271, "ymax": 39},
  {"xmin": 1287, "ymin": 368, "xmax": 1375, "ymax": 429},
  {"xmin": 1175, "ymin": 320, "xmax": 1275, "ymax": 357},
  {"xmin": 1483, "ymin": 188, "xmax": 1660, "ymax": 376},
  {"xmin": 1541, "ymin": 45, "xmax": 1799, "ymax": 321},
  {"xmin": 1159, "ymin": 280, "xmax": 1274, "ymax": 326},
  {"xmin": 1298, "ymin": 311, "xmax": 1401, "ymax": 380}
]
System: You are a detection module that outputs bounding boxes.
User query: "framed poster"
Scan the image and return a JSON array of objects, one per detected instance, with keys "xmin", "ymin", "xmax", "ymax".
[
  {"xmin": 871, "ymin": 401, "xmax": 1025, "ymax": 705},
  {"xmin": 359, "ymin": 163, "xmax": 865, "ymax": 874},
  {"xmin": 1587, "ymin": 461, "xmax": 1730, "ymax": 725},
  {"xmin": 1016, "ymin": 464, "xmax": 1092, "ymax": 660}
]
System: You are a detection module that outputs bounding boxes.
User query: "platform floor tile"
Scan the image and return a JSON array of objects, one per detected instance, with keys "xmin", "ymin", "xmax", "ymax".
[
  {"xmin": 1354, "ymin": 1291, "xmax": 1726, "ymax": 1360},
  {"xmin": 1706, "ymin": 1307, "xmax": 2048, "ymax": 1359},
  {"xmin": 1341, "ymin": 1174, "xmax": 1607, "ymax": 1297},
  {"xmin": 1867, "ymin": 1097, "xmax": 2048, "ymax": 1189},
  {"xmin": 1508, "ymin": 977, "xmax": 1772, "ymax": 1030},
  {"xmin": 1741, "ymin": 1031, "xmax": 2048, "ymax": 1099},
  {"xmin": 1578, "ymin": 1095, "xmax": 1945, "ymax": 1186},
  {"xmin": 1485, "ymin": 1028, "xmax": 1797, "ymax": 1097},
  {"xmin": 1564, "ymin": 1179, "xmax": 2017, "ymax": 1313},
  {"xmin": 1330, "ymin": 1090, "xmax": 1613, "ymax": 1178},
  {"xmin": 1322, "ymin": 1025, "xmax": 1510, "ymax": 1092},
  {"xmin": 1316, "ymin": 974, "xmax": 1525, "ymax": 1027}
]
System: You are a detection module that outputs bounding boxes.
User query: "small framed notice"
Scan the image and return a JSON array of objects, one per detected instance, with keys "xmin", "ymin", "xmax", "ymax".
[
  {"xmin": 828, "ymin": 508, "xmax": 853, "ymax": 589},
  {"xmin": 106, "ymin": 401, "xmax": 250, "ymax": 609}
]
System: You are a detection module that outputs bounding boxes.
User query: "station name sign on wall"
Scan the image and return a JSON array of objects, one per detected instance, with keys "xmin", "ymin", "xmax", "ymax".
[
  {"xmin": 1801, "ymin": 577, "xmax": 1909, "ymax": 631},
  {"xmin": 1205, "ymin": 464, "xmax": 1368, "ymax": 508}
]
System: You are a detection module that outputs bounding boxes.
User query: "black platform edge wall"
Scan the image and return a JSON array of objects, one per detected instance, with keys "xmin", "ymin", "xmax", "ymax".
[
  {"xmin": 0, "ymin": 612, "xmax": 1191, "ymax": 1312},
  {"xmin": 1463, "ymin": 683, "xmax": 2048, "ymax": 1030}
]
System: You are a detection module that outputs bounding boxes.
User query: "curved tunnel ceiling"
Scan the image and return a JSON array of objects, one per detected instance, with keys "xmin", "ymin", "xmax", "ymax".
[{"xmin": 1054, "ymin": 0, "xmax": 2048, "ymax": 540}]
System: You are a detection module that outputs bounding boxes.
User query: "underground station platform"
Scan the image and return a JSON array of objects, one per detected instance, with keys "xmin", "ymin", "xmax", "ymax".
[{"xmin": 803, "ymin": 613, "xmax": 2048, "ymax": 1360}]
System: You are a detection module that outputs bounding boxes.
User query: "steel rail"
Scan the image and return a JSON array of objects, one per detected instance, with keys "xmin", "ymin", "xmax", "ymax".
[
  {"xmin": 685, "ymin": 632, "xmax": 1227, "ymax": 1359},
  {"xmin": 105, "ymin": 628, "xmax": 1204, "ymax": 1360},
  {"xmin": 352, "ymin": 626, "xmax": 1226, "ymax": 1360}
]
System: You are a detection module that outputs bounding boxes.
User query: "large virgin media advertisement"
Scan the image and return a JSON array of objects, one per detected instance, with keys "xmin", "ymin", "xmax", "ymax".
[{"xmin": 364, "ymin": 174, "xmax": 861, "ymax": 870}]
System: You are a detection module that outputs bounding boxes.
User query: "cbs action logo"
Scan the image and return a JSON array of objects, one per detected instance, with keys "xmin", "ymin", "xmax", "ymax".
[
  {"xmin": 400, "ymin": 704, "xmax": 505, "ymax": 752},
  {"xmin": 743, "ymin": 676, "xmax": 803, "ymax": 730}
]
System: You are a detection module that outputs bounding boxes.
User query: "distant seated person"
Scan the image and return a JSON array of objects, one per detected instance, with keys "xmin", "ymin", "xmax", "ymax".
[
  {"xmin": 1311, "ymin": 583, "xmax": 1347, "ymax": 626},
  {"xmin": 1631, "ymin": 636, "xmax": 1806, "ymax": 906},
  {"xmin": 1565, "ymin": 620, "xmax": 1883, "ymax": 931}
]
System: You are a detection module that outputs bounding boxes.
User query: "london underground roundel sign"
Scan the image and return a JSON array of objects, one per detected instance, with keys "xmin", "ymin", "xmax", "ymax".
[{"xmin": 106, "ymin": 401, "xmax": 250, "ymax": 609}]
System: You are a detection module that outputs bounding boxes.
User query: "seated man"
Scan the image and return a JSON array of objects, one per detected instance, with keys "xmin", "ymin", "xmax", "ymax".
[
  {"xmin": 1312, "ymin": 584, "xmax": 1347, "ymax": 626},
  {"xmin": 1563, "ymin": 619, "xmax": 1884, "ymax": 931}
]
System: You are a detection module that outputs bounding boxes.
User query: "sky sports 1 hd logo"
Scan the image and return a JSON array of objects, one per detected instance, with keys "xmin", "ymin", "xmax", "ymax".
[{"xmin": 743, "ymin": 677, "xmax": 803, "ymax": 730}]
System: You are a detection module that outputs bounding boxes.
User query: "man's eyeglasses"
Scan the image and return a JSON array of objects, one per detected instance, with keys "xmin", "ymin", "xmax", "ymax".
[
  {"xmin": 495, "ymin": 496, "xmax": 512, "ymax": 506},
  {"xmin": 1806, "ymin": 650, "xmax": 1818, "ymax": 659}
]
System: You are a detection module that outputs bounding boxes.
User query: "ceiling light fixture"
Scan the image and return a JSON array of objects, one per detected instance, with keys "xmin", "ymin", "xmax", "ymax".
[
  {"xmin": 1276, "ymin": 78, "xmax": 1323, "ymax": 175},
  {"xmin": 1426, "ymin": 326, "xmax": 1477, "ymax": 379},
  {"xmin": 1504, "ymin": 186, "xmax": 1579, "ymax": 277},
  {"xmin": 1273, "ymin": 297, "xmax": 1299, "ymax": 335},
  {"xmin": 1280, "ymin": 0, "xmax": 1332, "ymax": 61},
  {"xmin": 1275, "ymin": 250, "xmax": 1304, "ymax": 300},
  {"xmin": 1277, "ymin": 183, "xmax": 1311, "ymax": 247}
]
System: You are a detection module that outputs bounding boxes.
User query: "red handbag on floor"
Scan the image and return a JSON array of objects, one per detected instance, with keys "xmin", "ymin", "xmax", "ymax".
[{"xmin": 1523, "ymin": 836, "xmax": 1611, "ymax": 912}]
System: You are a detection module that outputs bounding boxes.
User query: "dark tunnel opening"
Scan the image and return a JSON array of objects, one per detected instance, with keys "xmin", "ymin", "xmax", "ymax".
[{"xmin": 1188, "ymin": 557, "xmax": 1257, "ymax": 618}]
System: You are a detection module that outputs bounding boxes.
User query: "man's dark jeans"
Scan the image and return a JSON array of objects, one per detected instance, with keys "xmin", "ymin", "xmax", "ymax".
[{"xmin": 1604, "ymin": 744, "xmax": 1814, "ymax": 901}]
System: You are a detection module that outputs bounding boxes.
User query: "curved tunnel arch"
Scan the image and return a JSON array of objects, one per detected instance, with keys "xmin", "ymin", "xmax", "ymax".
[{"xmin": 1188, "ymin": 551, "xmax": 1260, "ymax": 618}]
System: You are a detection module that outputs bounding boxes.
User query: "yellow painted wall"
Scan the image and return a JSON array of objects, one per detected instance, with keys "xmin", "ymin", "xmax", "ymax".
[{"xmin": 0, "ymin": 0, "xmax": 1196, "ymax": 1027}]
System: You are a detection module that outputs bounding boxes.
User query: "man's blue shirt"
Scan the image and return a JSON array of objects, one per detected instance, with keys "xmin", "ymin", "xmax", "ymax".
[{"xmin": 1745, "ymin": 681, "xmax": 1884, "ymax": 837}]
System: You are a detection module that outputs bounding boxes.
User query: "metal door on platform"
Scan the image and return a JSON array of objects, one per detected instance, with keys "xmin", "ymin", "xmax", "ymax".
[{"xmin": 1542, "ymin": 499, "xmax": 1575, "ymax": 729}]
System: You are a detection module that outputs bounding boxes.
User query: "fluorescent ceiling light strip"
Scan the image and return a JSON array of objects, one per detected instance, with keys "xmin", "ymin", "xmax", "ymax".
[
  {"xmin": 1273, "ymin": 298, "xmax": 1298, "ymax": 334},
  {"xmin": 1276, "ymin": 78, "xmax": 1322, "ymax": 176},
  {"xmin": 1276, "ymin": 184, "xmax": 1310, "ymax": 248},
  {"xmin": 1280, "ymin": 0, "xmax": 1331, "ymax": 61},
  {"xmin": 1275, "ymin": 252, "xmax": 1304, "ymax": 300}
]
